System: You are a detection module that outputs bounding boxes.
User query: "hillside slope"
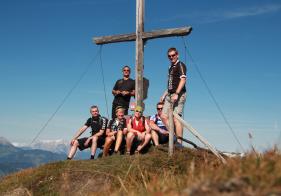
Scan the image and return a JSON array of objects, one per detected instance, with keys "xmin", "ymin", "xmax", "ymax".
[{"xmin": 1, "ymin": 147, "xmax": 281, "ymax": 195}]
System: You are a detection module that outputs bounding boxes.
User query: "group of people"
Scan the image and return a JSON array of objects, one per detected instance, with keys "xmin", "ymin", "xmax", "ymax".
[{"xmin": 67, "ymin": 47, "xmax": 187, "ymax": 159}]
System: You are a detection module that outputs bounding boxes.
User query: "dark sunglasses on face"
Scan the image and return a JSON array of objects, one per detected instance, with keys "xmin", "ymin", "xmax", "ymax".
[
  {"xmin": 157, "ymin": 108, "xmax": 163, "ymax": 111},
  {"xmin": 168, "ymin": 53, "xmax": 177, "ymax": 58},
  {"xmin": 123, "ymin": 69, "xmax": 130, "ymax": 72},
  {"xmin": 135, "ymin": 110, "xmax": 142, "ymax": 113}
]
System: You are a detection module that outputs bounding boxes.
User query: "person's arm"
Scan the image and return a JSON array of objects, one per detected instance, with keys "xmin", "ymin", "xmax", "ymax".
[
  {"xmin": 160, "ymin": 90, "xmax": 168, "ymax": 102},
  {"xmin": 130, "ymin": 89, "xmax": 135, "ymax": 96},
  {"xmin": 112, "ymin": 80, "xmax": 121, "ymax": 96},
  {"xmin": 149, "ymin": 120, "xmax": 163, "ymax": 133},
  {"xmin": 171, "ymin": 77, "xmax": 186, "ymax": 102},
  {"xmin": 94, "ymin": 129, "xmax": 105, "ymax": 137},
  {"xmin": 131, "ymin": 80, "xmax": 136, "ymax": 96},
  {"xmin": 145, "ymin": 119, "xmax": 151, "ymax": 134},
  {"xmin": 70, "ymin": 125, "xmax": 88, "ymax": 145},
  {"xmin": 127, "ymin": 119, "xmax": 138, "ymax": 134}
]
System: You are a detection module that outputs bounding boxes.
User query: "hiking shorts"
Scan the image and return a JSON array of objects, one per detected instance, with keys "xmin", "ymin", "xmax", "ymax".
[
  {"xmin": 77, "ymin": 137, "xmax": 105, "ymax": 151},
  {"xmin": 163, "ymin": 92, "xmax": 186, "ymax": 117},
  {"xmin": 152, "ymin": 130, "xmax": 169, "ymax": 145}
]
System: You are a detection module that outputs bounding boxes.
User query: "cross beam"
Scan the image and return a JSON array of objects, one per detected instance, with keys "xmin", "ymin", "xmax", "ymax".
[
  {"xmin": 93, "ymin": 27, "xmax": 192, "ymax": 45},
  {"xmin": 93, "ymin": 0, "xmax": 192, "ymax": 108}
]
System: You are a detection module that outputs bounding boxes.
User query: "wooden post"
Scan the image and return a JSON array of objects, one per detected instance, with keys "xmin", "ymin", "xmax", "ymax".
[
  {"xmin": 135, "ymin": 0, "xmax": 144, "ymax": 108},
  {"xmin": 173, "ymin": 112, "xmax": 227, "ymax": 164},
  {"xmin": 168, "ymin": 103, "xmax": 174, "ymax": 156}
]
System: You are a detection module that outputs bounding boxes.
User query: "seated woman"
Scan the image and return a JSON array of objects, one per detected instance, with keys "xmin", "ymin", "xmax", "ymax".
[
  {"xmin": 126, "ymin": 106, "xmax": 151, "ymax": 154},
  {"xmin": 103, "ymin": 107, "xmax": 127, "ymax": 156}
]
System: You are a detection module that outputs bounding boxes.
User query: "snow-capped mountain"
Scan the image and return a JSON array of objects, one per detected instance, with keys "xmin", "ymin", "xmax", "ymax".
[
  {"xmin": 0, "ymin": 137, "xmax": 14, "ymax": 147},
  {"xmin": 13, "ymin": 139, "xmax": 69, "ymax": 154}
]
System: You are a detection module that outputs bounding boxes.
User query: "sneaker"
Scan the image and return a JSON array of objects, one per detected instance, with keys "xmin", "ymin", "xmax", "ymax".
[{"xmin": 174, "ymin": 142, "xmax": 184, "ymax": 149}]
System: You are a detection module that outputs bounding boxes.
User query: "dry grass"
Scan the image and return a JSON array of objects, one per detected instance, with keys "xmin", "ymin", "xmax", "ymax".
[{"xmin": 1, "ymin": 146, "xmax": 281, "ymax": 196}]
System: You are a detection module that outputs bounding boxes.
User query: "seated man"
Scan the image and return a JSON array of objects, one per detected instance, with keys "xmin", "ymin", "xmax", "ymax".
[
  {"xmin": 103, "ymin": 107, "xmax": 127, "ymax": 156},
  {"xmin": 126, "ymin": 106, "xmax": 151, "ymax": 154},
  {"xmin": 67, "ymin": 105, "xmax": 108, "ymax": 160},
  {"xmin": 150, "ymin": 102, "xmax": 169, "ymax": 146}
]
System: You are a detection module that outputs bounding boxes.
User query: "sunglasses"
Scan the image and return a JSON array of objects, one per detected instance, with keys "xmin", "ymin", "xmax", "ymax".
[
  {"xmin": 168, "ymin": 53, "xmax": 177, "ymax": 58},
  {"xmin": 135, "ymin": 110, "xmax": 142, "ymax": 113},
  {"xmin": 123, "ymin": 69, "xmax": 130, "ymax": 72},
  {"xmin": 157, "ymin": 108, "xmax": 163, "ymax": 111}
]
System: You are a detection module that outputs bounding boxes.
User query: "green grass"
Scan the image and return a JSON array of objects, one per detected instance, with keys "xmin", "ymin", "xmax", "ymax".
[{"xmin": 1, "ymin": 147, "xmax": 281, "ymax": 195}]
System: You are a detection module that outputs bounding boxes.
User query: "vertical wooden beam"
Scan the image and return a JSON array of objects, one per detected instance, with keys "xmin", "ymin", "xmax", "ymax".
[{"xmin": 135, "ymin": 0, "xmax": 144, "ymax": 107}]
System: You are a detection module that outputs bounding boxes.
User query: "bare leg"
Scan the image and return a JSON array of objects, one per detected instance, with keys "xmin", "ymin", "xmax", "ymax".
[
  {"xmin": 151, "ymin": 130, "xmax": 159, "ymax": 146},
  {"xmin": 126, "ymin": 132, "xmax": 135, "ymax": 153},
  {"xmin": 90, "ymin": 136, "xmax": 98, "ymax": 157},
  {"xmin": 67, "ymin": 140, "xmax": 79, "ymax": 159},
  {"xmin": 114, "ymin": 131, "xmax": 123, "ymax": 152},
  {"xmin": 137, "ymin": 133, "xmax": 152, "ymax": 151},
  {"xmin": 174, "ymin": 118, "xmax": 183, "ymax": 144},
  {"xmin": 160, "ymin": 114, "xmax": 169, "ymax": 129},
  {"xmin": 103, "ymin": 137, "xmax": 114, "ymax": 157}
]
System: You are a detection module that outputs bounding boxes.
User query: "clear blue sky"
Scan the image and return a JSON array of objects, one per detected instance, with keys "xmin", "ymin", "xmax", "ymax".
[{"xmin": 1, "ymin": 0, "xmax": 281, "ymax": 152}]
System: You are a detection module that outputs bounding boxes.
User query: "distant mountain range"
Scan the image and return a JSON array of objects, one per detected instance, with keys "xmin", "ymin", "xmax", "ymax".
[
  {"xmin": 13, "ymin": 139, "xmax": 69, "ymax": 154},
  {"xmin": 13, "ymin": 139, "xmax": 95, "ymax": 160},
  {"xmin": 0, "ymin": 137, "xmax": 100, "ymax": 177},
  {"xmin": 0, "ymin": 137, "xmax": 65, "ymax": 177}
]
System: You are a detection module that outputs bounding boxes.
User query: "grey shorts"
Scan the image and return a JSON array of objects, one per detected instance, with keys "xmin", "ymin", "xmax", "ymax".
[{"xmin": 163, "ymin": 92, "xmax": 186, "ymax": 117}]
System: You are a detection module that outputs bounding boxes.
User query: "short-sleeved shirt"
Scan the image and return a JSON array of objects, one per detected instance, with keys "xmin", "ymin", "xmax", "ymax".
[
  {"xmin": 150, "ymin": 114, "xmax": 167, "ymax": 130},
  {"xmin": 85, "ymin": 115, "xmax": 108, "ymax": 136},
  {"xmin": 107, "ymin": 118, "xmax": 127, "ymax": 132},
  {"xmin": 113, "ymin": 78, "xmax": 135, "ymax": 107},
  {"xmin": 167, "ymin": 61, "xmax": 187, "ymax": 94}
]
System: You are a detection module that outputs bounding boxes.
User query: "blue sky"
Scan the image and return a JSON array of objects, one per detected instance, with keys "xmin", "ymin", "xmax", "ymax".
[{"xmin": 0, "ymin": 0, "xmax": 281, "ymax": 152}]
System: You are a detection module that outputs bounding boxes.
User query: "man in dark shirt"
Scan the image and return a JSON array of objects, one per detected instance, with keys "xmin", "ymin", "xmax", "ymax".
[
  {"xmin": 67, "ymin": 105, "xmax": 108, "ymax": 160},
  {"xmin": 112, "ymin": 65, "xmax": 135, "ymax": 118},
  {"xmin": 160, "ymin": 47, "xmax": 187, "ymax": 144}
]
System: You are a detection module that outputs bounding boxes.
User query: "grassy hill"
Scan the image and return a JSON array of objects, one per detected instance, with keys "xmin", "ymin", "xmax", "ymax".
[{"xmin": 1, "ymin": 146, "xmax": 281, "ymax": 195}]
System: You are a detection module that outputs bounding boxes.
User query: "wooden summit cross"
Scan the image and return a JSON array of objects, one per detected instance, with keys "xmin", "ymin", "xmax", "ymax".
[
  {"xmin": 93, "ymin": 0, "xmax": 227, "ymax": 163},
  {"xmin": 93, "ymin": 0, "xmax": 192, "ymax": 107},
  {"xmin": 93, "ymin": 0, "xmax": 192, "ymax": 157}
]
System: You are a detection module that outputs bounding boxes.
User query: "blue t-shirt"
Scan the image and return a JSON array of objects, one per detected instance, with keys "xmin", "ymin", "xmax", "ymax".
[{"xmin": 150, "ymin": 114, "xmax": 167, "ymax": 130}]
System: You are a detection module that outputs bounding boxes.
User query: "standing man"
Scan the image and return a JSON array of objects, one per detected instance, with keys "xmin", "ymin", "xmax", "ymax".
[
  {"xmin": 161, "ymin": 47, "xmax": 187, "ymax": 144},
  {"xmin": 67, "ymin": 105, "xmax": 108, "ymax": 160},
  {"xmin": 112, "ymin": 65, "xmax": 135, "ymax": 118}
]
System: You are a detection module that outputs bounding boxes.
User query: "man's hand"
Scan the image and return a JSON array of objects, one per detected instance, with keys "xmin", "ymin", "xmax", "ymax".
[
  {"xmin": 70, "ymin": 139, "xmax": 76, "ymax": 146},
  {"xmin": 160, "ymin": 129, "xmax": 169, "ymax": 135},
  {"xmin": 171, "ymin": 94, "xmax": 178, "ymax": 103},
  {"xmin": 123, "ymin": 128, "xmax": 128, "ymax": 135},
  {"xmin": 121, "ymin": 91, "xmax": 129, "ymax": 96},
  {"xmin": 115, "ymin": 90, "xmax": 121, "ymax": 95},
  {"xmin": 163, "ymin": 130, "xmax": 170, "ymax": 135}
]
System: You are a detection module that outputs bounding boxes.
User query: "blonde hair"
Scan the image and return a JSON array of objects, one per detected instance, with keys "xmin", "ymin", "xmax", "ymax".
[{"xmin": 115, "ymin": 107, "xmax": 124, "ymax": 114}]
